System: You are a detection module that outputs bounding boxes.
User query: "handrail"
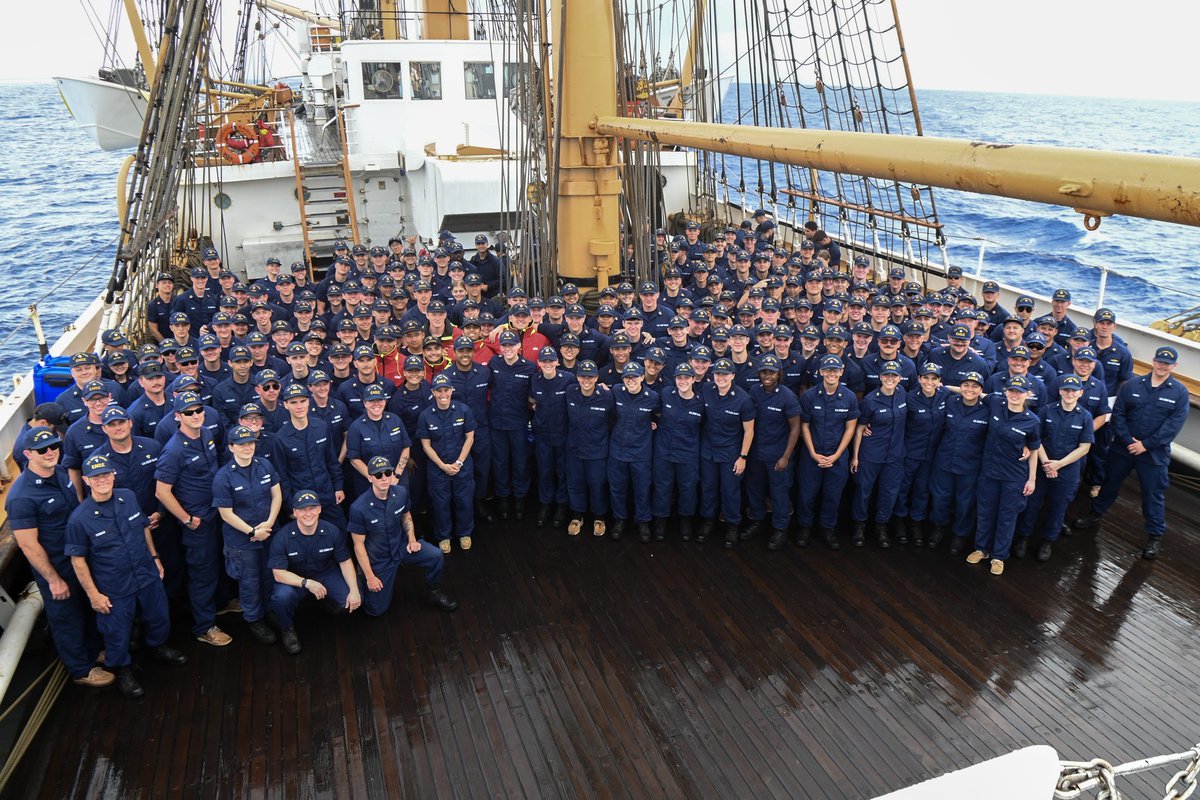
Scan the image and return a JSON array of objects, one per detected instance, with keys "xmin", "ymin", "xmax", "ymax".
[
  {"xmin": 336, "ymin": 107, "xmax": 361, "ymax": 245},
  {"xmin": 287, "ymin": 109, "xmax": 314, "ymax": 275}
]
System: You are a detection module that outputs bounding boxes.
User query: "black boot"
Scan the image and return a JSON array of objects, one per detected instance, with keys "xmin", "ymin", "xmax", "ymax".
[
  {"xmin": 851, "ymin": 521, "xmax": 866, "ymax": 548},
  {"xmin": 512, "ymin": 496, "xmax": 526, "ymax": 521},
  {"xmin": 794, "ymin": 526, "xmax": 811, "ymax": 547},
  {"xmin": 876, "ymin": 521, "xmax": 891, "ymax": 549},
  {"xmin": 1059, "ymin": 523, "xmax": 1073, "ymax": 539},
  {"xmin": 247, "ymin": 620, "xmax": 277, "ymax": 645},
  {"xmin": 1036, "ymin": 541, "xmax": 1053, "ymax": 562},
  {"xmin": 115, "ymin": 667, "xmax": 144, "ymax": 699},
  {"xmin": 551, "ymin": 504, "xmax": 567, "ymax": 528},
  {"xmin": 948, "ymin": 535, "xmax": 966, "ymax": 556},
  {"xmin": 150, "ymin": 644, "xmax": 188, "ymax": 665},
  {"xmin": 696, "ymin": 518, "xmax": 714, "ymax": 543},
  {"xmin": 739, "ymin": 519, "xmax": 762, "ymax": 541},
  {"xmin": 893, "ymin": 517, "xmax": 907, "ymax": 546},
  {"xmin": 724, "ymin": 523, "xmax": 739, "ymax": 549},
  {"xmin": 822, "ymin": 528, "xmax": 841, "ymax": 550},
  {"xmin": 909, "ymin": 519, "xmax": 925, "ymax": 549},
  {"xmin": 1142, "ymin": 537, "xmax": 1161, "ymax": 560},
  {"xmin": 679, "ymin": 516, "xmax": 693, "ymax": 542},
  {"xmin": 767, "ymin": 528, "xmax": 787, "ymax": 551},
  {"xmin": 928, "ymin": 525, "xmax": 946, "ymax": 550},
  {"xmin": 475, "ymin": 499, "xmax": 495, "ymax": 523},
  {"xmin": 426, "ymin": 586, "xmax": 459, "ymax": 612},
  {"xmin": 638, "ymin": 522, "xmax": 652, "ymax": 543},
  {"xmin": 610, "ymin": 519, "xmax": 626, "ymax": 540},
  {"xmin": 1071, "ymin": 512, "xmax": 1103, "ymax": 529},
  {"xmin": 281, "ymin": 627, "xmax": 301, "ymax": 655},
  {"xmin": 535, "ymin": 503, "xmax": 552, "ymax": 528},
  {"xmin": 652, "ymin": 517, "xmax": 667, "ymax": 542},
  {"xmin": 497, "ymin": 497, "xmax": 511, "ymax": 521},
  {"xmin": 1012, "ymin": 536, "xmax": 1029, "ymax": 559}
]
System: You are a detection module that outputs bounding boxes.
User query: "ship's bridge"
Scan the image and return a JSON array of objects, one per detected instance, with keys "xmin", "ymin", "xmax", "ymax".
[{"xmin": 334, "ymin": 39, "xmax": 519, "ymax": 161}]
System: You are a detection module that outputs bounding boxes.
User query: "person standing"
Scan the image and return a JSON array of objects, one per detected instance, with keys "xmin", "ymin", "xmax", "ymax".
[
  {"xmin": 928, "ymin": 372, "xmax": 990, "ymax": 554},
  {"xmin": 608, "ymin": 362, "xmax": 660, "ymax": 542},
  {"xmin": 212, "ymin": 425, "xmax": 283, "ymax": 645},
  {"xmin": 349, "ymin": 456, "xmax": 458, "ymax": 614},
  {"xmin": 1015, "ymin": 376, "xmax": 1094, "ymax": 562},
  {"xmin": 417, "ymin": 374, "xmax": 477, "ymax": 552},
  {"xmin": 155, "ymin": 392, "xmax": 232, "ymax": 646},
  {"xmin": 698, "ymin": 359, "xmax": 756, "ymax": 548},
  {"xmin": 652, "ymin": 363, "xmax": 704, "ymax": 541},
  {"xmin": 530, "ymin": 347, "xmax": 575, "ymax": 529},
  {"xmin": 267, "ymin": 490, "xmax": 362, "ymax": 654},
  {"xmin": 7, "ymin": 428, "xmax": 111, "ymax": 687},
  {"xmin": 894, "ymin": 362, "xmax": 948, "ymax": 548},
  {"xmin": 564, "ymin": 361, "xmax": 613, "ymax": 536},
  {"xmin": 967, "ymin": 376, "xmax": 1041, "ymax": 575},
  {"xmin": 849, "ymin": 360, "xmax": 908, "ymax": 548},
  {"xmin": 275, "ymin": 383, "xmax": 346, "ymax": 527},
  {"xmin": 67, "ymin": 454, "xmax": 187, "ymax": 698},
  {"xmin": 744, "ymin": 355, "xmax": 801, "ymax": 550},
  {"xmin": 1073, "ymin": 346, "xmax": 1189, "ymax": 559},
  {"xmin": 795, "ymin": 356, "xmax": 858, "ymax": 549},
  {"xmin": 488, "ymin": 330, "xmax": 537, "ymax": 519}
]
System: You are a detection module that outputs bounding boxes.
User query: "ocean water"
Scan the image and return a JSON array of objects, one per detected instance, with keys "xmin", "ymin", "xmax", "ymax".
[{"xmin": 1, "ymin": 81, "xmax": 1199, "ymax": 369}]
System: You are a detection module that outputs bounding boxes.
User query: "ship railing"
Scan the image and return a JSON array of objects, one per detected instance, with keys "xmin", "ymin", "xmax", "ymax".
[
  {"xmin": 338, "ymin": 9, "xmax": 521, "ymax": 42},
  {"xmin": 189, "ymin": 107, "xmax": 293, "ymax": 168}
]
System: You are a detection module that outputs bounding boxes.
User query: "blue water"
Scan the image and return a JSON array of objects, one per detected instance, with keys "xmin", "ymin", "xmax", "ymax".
[{"xmin": 1, "ymin": 81, "xmax": 1199, "ymax": 367}]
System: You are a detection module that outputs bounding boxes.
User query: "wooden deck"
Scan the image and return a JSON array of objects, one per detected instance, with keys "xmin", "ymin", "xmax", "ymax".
[{"xmin": 15, "ymin": 475, "xmax": 1200, "ymax": 800}]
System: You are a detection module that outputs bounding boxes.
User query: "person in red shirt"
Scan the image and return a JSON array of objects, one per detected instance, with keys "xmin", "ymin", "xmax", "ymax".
[
  {"xmin": 492, "ymin": 303, "xmax": 549, "ymax": 363},
  {"xmin": 423, "ymin": 336, "xmax": 451, "ymax": 382},
  {"xmin": 376, "ymin": 326, "xmax": 406, "ymax": 386}
]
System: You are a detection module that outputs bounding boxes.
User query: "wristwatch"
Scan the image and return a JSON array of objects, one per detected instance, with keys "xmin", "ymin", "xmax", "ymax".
[
  {"xmin": 301, "ymin": 578, "xmax": 309, "ymax": 589},
  {"xmin": 739, "ymin": 453, "xmax": 749, "ymax": 459}
]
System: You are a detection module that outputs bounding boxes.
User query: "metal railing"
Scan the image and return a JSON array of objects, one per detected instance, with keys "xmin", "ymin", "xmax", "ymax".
[{"xmin": 190, "ymin": 107, "xmax": 293, "ymax": 167}]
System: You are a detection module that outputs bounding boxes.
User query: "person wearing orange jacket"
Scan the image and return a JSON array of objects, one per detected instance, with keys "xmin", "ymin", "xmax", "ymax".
[{"xmin": 489, "ymin": 303, "xmax": 550, "ymax": 363}]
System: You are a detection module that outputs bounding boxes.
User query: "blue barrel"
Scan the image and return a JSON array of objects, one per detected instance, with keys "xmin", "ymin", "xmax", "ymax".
[{"xmin": 32, "ymin": 356, "xmax": 74, "ymax": 404}]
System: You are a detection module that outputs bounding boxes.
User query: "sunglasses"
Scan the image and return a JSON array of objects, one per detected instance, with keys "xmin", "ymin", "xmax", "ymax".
[
  {"xmin": 373, "ymin": 469, "xmax": 395, "ymax": 478},
  {"xmin": 260, "ymin": 383, "xmax": 281, "ymax": 391},
  {"xmin": 33, "ymin": 442, "xmax": 62, "ymax": 455},
  {"xmin": 179, "ymin": 407, "xmax": 204, "ymax": 417},
  {"xmin": 179, "ymin": 360, "xmax": 199, "ymax": 366}
]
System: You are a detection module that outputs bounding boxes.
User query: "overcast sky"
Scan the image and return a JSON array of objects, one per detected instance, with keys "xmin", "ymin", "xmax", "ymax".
[{"xmin": 2, "ymin": 0, "xmax": 1194, "ymax": 102}]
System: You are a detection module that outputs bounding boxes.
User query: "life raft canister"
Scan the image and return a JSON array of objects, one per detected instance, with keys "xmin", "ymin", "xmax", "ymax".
[{"xmin": 215, "ymin": 122, "xmax": 261, "ymax": 165}]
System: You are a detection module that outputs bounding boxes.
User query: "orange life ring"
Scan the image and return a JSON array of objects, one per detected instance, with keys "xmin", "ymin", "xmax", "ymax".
[{"xmin": 216, "ymin": 122, "xmax": 262, "ymax": 165}]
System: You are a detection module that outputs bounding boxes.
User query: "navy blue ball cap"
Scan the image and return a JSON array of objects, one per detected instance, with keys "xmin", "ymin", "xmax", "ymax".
[
  {"xmin": 404, "ymin": 355, "xmax": 425, "ymax": 371},
  {"xmin": 454, "ymin": 335, "xmax": 475, "ymax": 351},
  {"xmin": 101, "ymin": 405, "xmax": 131, "ymax": 425},
  {"xmin": 1059, "ymin": 375, "xmax": 1083, "ymax": 391},
  {"xmin": 227, "ymin": 425, "xmax": 257, "ymax": 445},
  {"xmin": 173, "ymin": 391, "xmax": 203, "ymax": 412},
  {"xmin": 22, "ymin": 426, "xmax": 61, "ymax": 451},
  {"xmin": 431, "ymin": 373, "xmax": 452, "ymax": 389},
  {"xmin": 537, "ymin": 346, "xmax": 558, "ymax": 362},
  {"xmin": 621, "ymin": 362, "xmax": 645, "ymax": 377},
  {"xmin": 1154, "ymin": 346, "xmax": 1179, "ymax": 365},
  {"xmin": 960, "ymin": 371, "xmax": 984, "ymax": 386},
  {"xmin": 362, "ymin": 383, "xmax": 388, "ymax": 401},
  {"xmin": 919, "ymin": 362, "xmax": 942, "ymax": 377},
  {"xmin": 576, "ymin": 360, "xmax": 599, "ymax": 377},
  {"xmin": 879, "ymin": 360, "xmax": 903, "ymax": 376},
  {"xmin": 710, "ymin": 358, "xmax": 736, "ymax": 375},
  {"xmin": 756, "ymin": 354, "xmax": 782, "ymax": 372},
  {"xmin": 238, "ymin": 401, "xmax": 265, "ymax": 418},
  {"xmin": 292, "ymin": 489, "xmax": 321, "ymax": 509},
  {"xmin": 82, "ymin": 453, "xmax": 117, "ymax": 477},
  {"xmin": 819, "ymin": 355, "xmax": 844, "ymax": 370},
  {"xmin": 82, "ymin": 380, "xmax": 111, "ymax": 399}
]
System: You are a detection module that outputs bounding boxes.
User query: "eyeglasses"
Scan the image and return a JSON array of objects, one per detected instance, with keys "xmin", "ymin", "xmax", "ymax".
[
  {"xmin": 373, "ymin": 470, "xmax": 395, "ymax": 478},
  {"xmin": 179, "ymin": 360, "xmax": 199, "ymax": 366},
  {"xmin": 260, "ymin": 383, "xmax": 281, "ymax": 391},
  {"xmin": 32, "ymin": 443, "xmax": 61, "ymax": 455},
  {"xmin": 179, "ymin": 407, "xmax": 204, "ymax": 417}
]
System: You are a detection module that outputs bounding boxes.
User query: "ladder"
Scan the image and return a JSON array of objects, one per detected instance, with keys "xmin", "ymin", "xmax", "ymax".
[{"xmin": 287, "ymin": 109, "xmax": 361, "ymax": 280}]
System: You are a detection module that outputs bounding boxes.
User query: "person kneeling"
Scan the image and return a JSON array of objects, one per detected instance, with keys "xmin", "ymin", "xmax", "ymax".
[
  {"xmin": 268, "ymin": 490, "xmax": 362, "ymax": 654},
  {"xmin": 348, "ymin": 456, "xmax": 458, "ymax": 616}
]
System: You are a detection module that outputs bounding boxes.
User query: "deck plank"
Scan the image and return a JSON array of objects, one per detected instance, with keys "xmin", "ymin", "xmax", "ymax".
[{"xmin": 16, "ymin": 475, "xmax": 1200, "ymax": 800}]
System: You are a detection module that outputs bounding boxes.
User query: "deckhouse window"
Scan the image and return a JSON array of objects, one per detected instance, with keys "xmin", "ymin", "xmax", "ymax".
[
  {"xmin": 464, "ymin": 62, "xmax": 496, "ymax": 99},
  {"xmin": 362, "ymin": 62, "xmax": 404, "ymax": 100},
  {"xmin": 410, "ymin": 62, "xmax": 443, "ymax": 100}
]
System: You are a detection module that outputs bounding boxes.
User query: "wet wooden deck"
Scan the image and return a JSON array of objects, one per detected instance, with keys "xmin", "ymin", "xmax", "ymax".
[{"xmin": 17, "ymin": 475, "xmax": 1200, "ymax": 800}]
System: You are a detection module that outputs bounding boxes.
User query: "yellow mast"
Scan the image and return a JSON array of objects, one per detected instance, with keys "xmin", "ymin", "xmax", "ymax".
[
  {"xmin": 594, "ymin": 117, "xmax": 1200, "ymax": 229},
  {"xmin": 666, "ymin": 0, "xmax": 706, "ymax": 118},
  {"xmin": 552, "ymin": 0, "xmax": 622, "ymax": 287},
  {"xmin": 423, "ymin": 0, "xmax": 469, "ymax": 40},
  {"xmin": 121, "ymin": 0, "xmax": 158, "ymax": 83}
]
